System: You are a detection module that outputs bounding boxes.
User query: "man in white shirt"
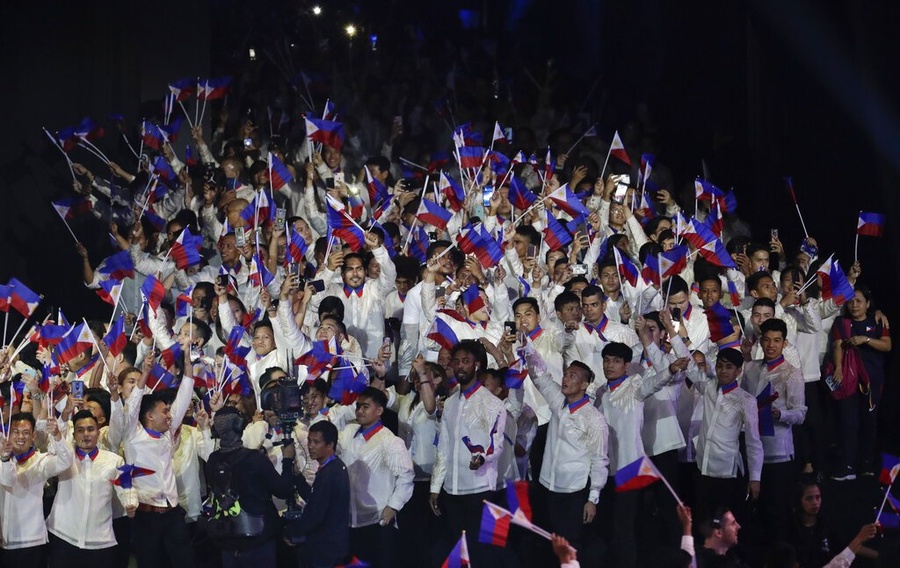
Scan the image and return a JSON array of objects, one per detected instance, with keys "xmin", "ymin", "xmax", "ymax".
[
  {"xmin": 337, "ymin": 387, "xmax": 414, "ymax": 567},
  {"xmin": 0, "ymin": 413, "xmax": 72, "ymax": 568},
  {"xmin": 429, "ymin": 340, "xmax": 507, "ymax": 565},
  {"xmin": 665, "ymin": 276, "xmax": 711, "ymax": 357},
  {"xmin": 740, "ymin": 317, "xmax": 806, "ymax": 544},
  {"xmin": 47, "ymin": 410, "xmax": 134, "ymax": 567},
  {"xmin": 118, "ymin": 349, "xmax": 196, "ymax": 568},
  {"xmin": 523, "ymin": 351, "xmax": 609, "ymax": 554}
]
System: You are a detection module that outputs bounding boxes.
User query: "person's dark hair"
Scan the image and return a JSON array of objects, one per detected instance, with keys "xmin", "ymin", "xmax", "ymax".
[
  {"xmin": 564, "ymin": 276, "xmax": 590, "ymax": 291},
  {"xmin": 581, "ymin": 285, "xmax": 605, "ymax": 302},
  {"xmin": 259, "ymin": 367, "xmax": 287, "ymax": 391},
  {"xmin": 139, "ymin": 394, "xmax": 167, "ymax": 428},
  {"xmin": 301, "ymin": 377, "xmax": 330, "ymax": 398},
  {"xmin": 746, "ymin": 271, "xmax": 773, "ymax": 294},
  {"xmin": 319, "ymin": 296, "xmax": 345, "ymax": 320},
  {"xmin": 639, "ymin": 241, "xmax": 663, "ymax": 264},
  {"xmin": 10, "ymin": 412, "xmax": 36, "ymax": 430},
  {"xmin": 763, "ymin": 543, "xmax": 798, "ymax": 568},
  {"xmin": 554, "ymin": 291, "xmax": 581, "ymax": 313},
  {"xmin": 314, "ymin": 236, "xmax": 329, "ymax": 257},
  {"xmin": 342, "ymin": 252, "xmax": 365, "ymax": 272},
  {"xmin": 643, "ymin": 311, "xmax": 663, "ymax": 329},
  {"xmin": 597, "ymin": 258, "xmax": 617, "ymax": 274},
  {"xmin": 665, "ymin": 275, "xmax": 689, "ymax": 297},
  {"xmin": 657, "ymin": 229, "xmax": 675, "ymax": 243},
  {"xmin": 698, "ymin": 506, "xmax": 732, "ymax": 539},
  {"xmin": 72, "ymin": 409, "xmax": 99, "ymax": 428},
  {"xmin": 696, "ymin": 275, "xmax": 722, "ymax": 292},
  {"xmin": 608, "ymin": 234, "xmax": 629, "ymax": 250},
  {"xmin": 174, "ymin": 209, "xmax": 200, "ymax": 236},
  {"xmin": 358, "ymin": 386, "xmax": 388, "ymax": 409},
  {"xmin": 725, "ymin": 236, "xmax": 751, "ymax": 256},
  {"xmin": 309, "ymin": 420, "xmax": 339, "ymax": 449},
  {"xmin": 752, "ymin": 297, "xmax": 777, "ymax": 312},
  {"xmin": 601, "ymin": 342, "xmax": 633, "ymax": 363},
  {"xmin": 746, "ymin": 242, "xmax": 769, "ymax": 260},
  {"xmin": 513, "ymin": 297, "xmax": 540, "ymax": 315},
  {"xmin": 644, "ymin": 216, "xmax": 671, "ymax": 239},
  {"xmin": 450, "ymin": 340, "xmax": 488, "ymax": 370},
  {"xmin": 853, "ymin": 283, "xmax": 873, "ymax": 312},
  {"xmin": 554, "ymin": 258, "xmax": 568, "ymax": 270},
  {"xmin": 717, "ymin": 347, "xmax": 744, "ymax": 368},
  {"xmin": 191, "ymin": 320, "xmax": 212, "ymax": 347},
  {"xmin": 364, "ymin": 155, "xmax": 391, "ymax": 175},
  {"xmin": 514, "ymin": 225, "xmax": 541, "ymax": 246},
  {"xmin": 121, "ymin": 342, "xmax": 137, "ymax": 367},
  {"xmin": 320, "ymin": 315, "xmax": 347, "ymax": 337},
  {"xmin": 84, "ymin": 388, "xmax": 111, "ymax": 422},
  {"xmin": 568, "ymin": 360, "xmax": 595, "ymax": 384},
  {"xmin": 760, "ymin": 318, "xmax": 787, "ymax": 339},
  {"xmin": 394, "ymin": 256, "xmax": 420, "ymax": 283}
]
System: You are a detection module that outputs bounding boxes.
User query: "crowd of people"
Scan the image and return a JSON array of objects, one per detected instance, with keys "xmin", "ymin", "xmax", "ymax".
[{"xmin": 1, "ymin": 25, "xmax": 899, "ymax": 568}]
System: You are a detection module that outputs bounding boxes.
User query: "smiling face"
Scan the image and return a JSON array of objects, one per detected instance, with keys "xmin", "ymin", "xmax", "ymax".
[
  {"xmin": 342, "ymin": 257, "xmax": 366, "ymax": 288},
  {"xmin": 514, "ymin": 302, "xmax": 540, "ymax": 334},
  {"xmin": 9, "ymin": 419, "xmax": 35, "ymax": 454},
  {"xmin": 252, "ymin": 325, "xmax": 275, "ymax": 356},
  {"xmin": 698, "ymin": 279, "xmax": 722, "ymax": 309},
  {"xmin": 144, "ymin": 401, "xmax": 172, "ymax": 432}
]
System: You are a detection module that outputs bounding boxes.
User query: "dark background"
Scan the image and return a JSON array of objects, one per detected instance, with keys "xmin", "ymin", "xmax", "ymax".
[{"xmin": 1, "ymin": 0, "xmax": 898, "ymax": 441}]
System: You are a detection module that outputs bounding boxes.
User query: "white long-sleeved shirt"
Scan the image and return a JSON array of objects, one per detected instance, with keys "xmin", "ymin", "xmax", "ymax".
[
  {"xmin": 431, "ymin": 383, "xmax": 508, "ymax": 495},
  {"xmin": 595, "ymin": 367, "xmax": 675, "ymax": 475},
  {"xmin": 47, "ymin": 446, "xmax": 126, "ymax": 549},
  {"xmin": 338, "ymin": 422, "xmax": 415, "ymax": 528},
  {"xmin": 173, "ymin": 424, "xmax": 214, "ymax": 522},
  {"xmin": 567, "ymin": 317, "xmax": 640, "ymax": 385},
  {"xmin": 530, "ymin": 370, "xmax": 609, "ymax": 502},
  {"xmin": 121, "ymin": 377, "xmax": 195, "ymax": 507},
  {"xmin": 640, "ymin": 341, "xmax": 688, "ymax": 456},
  {"xmin": 0, "ymin": 436, "xmax": 73, "ymax": 549},
  {"xmin": 388, "ymin": 388, "xmax": 439, "ymax": 479},
  {"xmin": 740, "ymin": 357, "xmax": 807, "ymax": 463}
]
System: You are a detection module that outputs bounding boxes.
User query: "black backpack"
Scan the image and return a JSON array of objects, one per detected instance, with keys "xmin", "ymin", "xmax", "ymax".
[{"xmin": 200, "ymin": 449, "xmax": 266, "ymax": 538}]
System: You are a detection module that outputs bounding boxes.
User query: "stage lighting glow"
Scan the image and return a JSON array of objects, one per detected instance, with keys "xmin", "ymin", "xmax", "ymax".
[
  {"xmin": 345, "ymin": 24, "xmax": 357, "ymax": 38},
  {"xmin": 312, "ymin": 6, "xmax": 322, "ymax": 16}
]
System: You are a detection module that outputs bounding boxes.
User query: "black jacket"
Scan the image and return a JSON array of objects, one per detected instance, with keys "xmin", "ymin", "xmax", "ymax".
[
  {"xmin": 284, "ymin": 455, "xmax": 351, "ymax": 565},
  {"xmin": 205, "ymin": 448, "xmax": 294, "ymax": 550}
]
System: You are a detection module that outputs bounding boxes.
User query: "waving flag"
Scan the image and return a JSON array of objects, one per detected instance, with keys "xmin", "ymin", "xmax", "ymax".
[
  {"xmin": 635, "ymin": 190, "xmax": 656, "ymax": 221},
  {"xmin": 141, "ymin": 121, "xmax": 168, "ymax": 150},
  {"xmin": 111, "ymin": 464, "xmax": 156, "ymax": 489},
  {"xmin": 97, "ymin": 252, "xmax": 134, "ymax": 285},
  {"xmin": 0, "ymin": 284, "xmax": 10, "ymax": 313},
  {"xmin": 487, "ymin": 150, "xmax": 511, "ymax": 177},
  {"xmin": 505, "ymin": 357, "xmax": 528, "ymax": 389},
  {"xmin": 326, "ymin": 197, "xmax": 366, "ymax": 251},
  {"xmin": 462, "ymin": 285, "xmax": 486, "ymax": 316},
  {"xmin": 56, "ymin": 322, "xmax": 95, "ymax": 365},
  {"xmin": 614, "ymin": 247, "xmax": 640, "ymax": 287},
  {"xmin": 52, "ymin": 197, "xmax": 92, "ymax": 220},
  {"xmin": 171, "ymin": 227, "xmax": 203, "ymax": 270},
  {"xmin": 141, "ymin": 275, "xmax": 166, "ymax": 312},
  {"xmin": 268, "ymin": 153, "xmax": 294, "ymax": 191},
  {"xmin": 615, "ymin": 456, "xmax": 661, "ymax": 491},
  {"xmin": 440, "ymin": 171, "xmax": 466, "ymax": 213},
  {"xmin": 159, "ymin": 115, "xmax": 184, "ymax": 144},
  {"xmin": 879, "ymin": 453, "xmax": 900, "ymax": 486},
  {"xmin": 456, "ymin": 146, "xmax": 485, "ymax": 170},
  {"xmin": 336, "ymin": 557, "xmax": 371, "ymax": 568},
  {"xmin": 221, "ymin": 370, "xmax": 254, "ymax": 397},
  {"xmin": 416, "ymin": 198, "xmax": 452, "ymax": 230},
  {"xmin": 224, "ymin": 326, "xmax": 250, "ymax": 370},
  {"xmin": 474, "ymin": 225, "xmax": 504, "ymax": 269},
  {"xmin": 175, "ymin": 288, "xmax": 193, "ymax": 318},
  {"xmin": 442, "ymin": 533, "xmax": 470, "ymax": 568},
  {"xmin": 295, "ymin": 341, "xmax": 338, "ymax": 378},
  {"xmin": 858, "ymin": 212, "xmax": 886, "ymax": 237},
  {"xmin": 756, "ymin": 382, "xmax": 778, "ymax": 437},
  {"xmin": 726, "ymin": 279, "xmax": 742, "ymax": 306},
  {"xmin": 697, "ymin": 239, "xmax": 736, "ymax": 269},
  {"xmin": 543, "ymin": 212, "xmax": 573, "ymax": 252},
  {"xmin": 506, "ymin": 480, "xmax": 533, "ymax": 521},
  {"xmin": 407, "ymin": 225, "xmax": 430, "ymax": 263},
  {"xmin": 547, "ymin": 184, "xmax": 590, "ymax": 217},
  {"xmin": 492, "ymin": 121, "xmax": 507, "ymax": 145},
  {"xmin": 305, "ymin": 117, "xmax": 345, "ymax": 151},
  {"xmin": 642, "ymin": 255, "xmax": 662, "ymax": 288},
  {"xmin": 659, "ymin": 245, "xmax": 689, "ymax": 280},
  {"xmin": 97, "ymin": 278, "xmax": 123, "ymax": 306},
  {"xmin": 198, "ymin": 76, "xmax": 232, "ymax": 101},
  {"xmin": 247, "ymin": 255, "xmax": 274, "ymax": 288},
  {"xmin": 103, "ymin": 315, "xmax": 127, "ymax": 357},
  {"xmin": 479, "ymin": 501, "xmax": 513, "ymax": 546},
  {"xmin": 168, "ymin": 78, "xmax": 195, "ymax": 101},
  {"xmin": 816, "ymin": 257, "xmax": 854, "ymax": 306},
  {"xmin": 705, "ymin": 303, "xmax": 737, "ymax": 342},
  {"xmin": 452, "ymin": 123, "xmax": 482, "ymax": 147},
  {"xmin": 462, "ymin": 415, "xmax": 499, "ymax": 456},
  {"xmin": 364, "ymin": 166, "xmax": 390, "ymax": 209},
  {"xmin": 287, "ymin": 227, "xmax": 309, "ymax": 264},
  {"xmin": 427, "ymin": 318, "xmax": 460, "ymax": 351},
  {"xmin": 610, "ymin": 130, "xmax": 631, "ymax": 166},
  {"xmin": 328, "ymin": 361, "xmax": 368, "ymax": 405},
  {"xmin": 704, "ymin": 199, "xmax": 724, "ymax": 238},
  {"xmin": 158, "ymin": 342, "xmax": 183, "ymax": 369},
  {"xmin": 8, "ymin": 278, "xmax": 41, "ymax": 318},
  {"xmin": 184, "ymin": 145, "xmax": 197, "ymax": 167},
  {"xmin": 508, "ymin": 176, "xmax": 538, "ymax": 211},
  {"xmin": 35, "ymin": 323, "xmax": 69, "ymax": 347}
]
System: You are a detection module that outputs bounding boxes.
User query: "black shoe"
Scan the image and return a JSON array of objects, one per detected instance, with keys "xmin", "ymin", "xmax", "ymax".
[{"xmin": 831, "ymin": 466, "xmax": 857, "ymax": 481}]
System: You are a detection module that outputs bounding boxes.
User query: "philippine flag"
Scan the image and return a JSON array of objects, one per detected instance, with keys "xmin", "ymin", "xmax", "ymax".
[{"xmin": 615, "ymin": 456, "xmax": 661, "ymax": 492}]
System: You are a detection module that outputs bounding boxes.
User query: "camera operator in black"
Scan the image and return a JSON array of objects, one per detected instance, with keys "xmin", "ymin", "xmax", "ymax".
[
  {"xmin": 284, "ymin": 420, "xmax": 351, "ymax": 567},
  {"xmin": 205, "ymin": 406, "xmax": 296, "ymax": 567}
]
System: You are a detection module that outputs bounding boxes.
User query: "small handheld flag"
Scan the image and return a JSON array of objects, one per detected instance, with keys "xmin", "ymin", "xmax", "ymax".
[
  {"xmin": 111, "ymin": 464, "xmax": 155, "ymax": 489},
  {"xmin": 442, "ymin": 532, "xmax": 470, "ymax": 568}
]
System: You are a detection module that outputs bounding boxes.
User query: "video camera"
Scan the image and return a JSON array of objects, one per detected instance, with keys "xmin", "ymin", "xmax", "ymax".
[{"xmin": 259, "ymin": 377, "xmax": 306, "ymax": 524}]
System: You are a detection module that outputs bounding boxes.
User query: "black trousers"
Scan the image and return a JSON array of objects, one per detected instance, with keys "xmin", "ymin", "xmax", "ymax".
[
  {"xmin": 795, "ymin": 381, "xmax": 828, "ymax": 471},
  {"xmin": 545, "ymin": 487, "xmax": 589, "ymax": 551},
  {"xmin": 758, "ymin": 460, "xmax": 796, "ymax": 542},
  {"xmin": 694, "ymin": 473, "xmax": 746, "ymax": 524},
  {"xmin": 220, "ymin": 539, "xmax": 276, "ymax": 568},
  {"xmin": 648, "ymin": 450, "xmax": 682, "ymax": 547},
  {"xmin": 1, "ymin": 544, "xmax": 47, "ymax": 568},
  {"xmin": 132, "ymin": 506, "xmax": 194, "ymax": 568},
  {"xmin": 611, "ymin": 487, "xmax": 642, "ymax": 568},
  {"xmin": 349, "ymin": 523, "xmax": 398, "ymax": 568},
  {"xmin": 48, "ymin": 535, "xmax": 115, "ymax": 568},
  {"xmin": 440, "ymin": 490, "xmax": 521, "ymax": 568}
]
